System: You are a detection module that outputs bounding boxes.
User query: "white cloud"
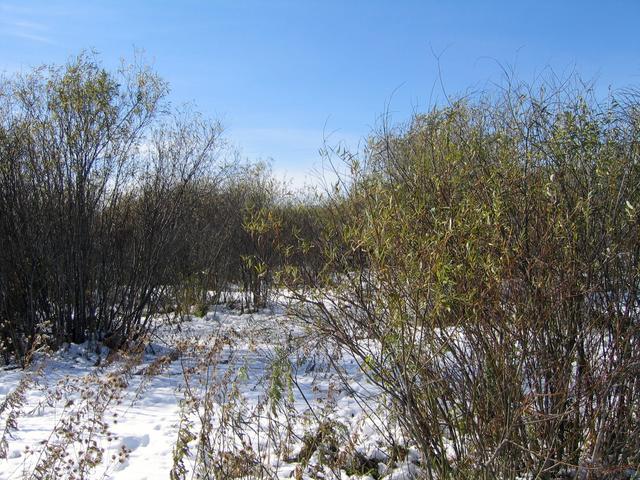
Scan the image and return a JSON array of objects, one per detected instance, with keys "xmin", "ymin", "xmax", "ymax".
[
  {"xmin": 2, "ymin": 28, "xmax": 54, "ymax": 44},
  {"xmin": 0, "ymin": 2, "xmax": 70, "ymax": 45}
]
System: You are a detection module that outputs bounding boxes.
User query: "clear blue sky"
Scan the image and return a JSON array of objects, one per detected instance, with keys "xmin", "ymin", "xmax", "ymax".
[{"xmin": 1, "ymin": 1, "xmax": 639, "ymax": 184}]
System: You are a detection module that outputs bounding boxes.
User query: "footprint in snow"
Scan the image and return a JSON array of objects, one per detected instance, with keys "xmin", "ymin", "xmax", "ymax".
[{"xmin": 121, "ymin": 433, "xmax": 150, "ymax": 451}]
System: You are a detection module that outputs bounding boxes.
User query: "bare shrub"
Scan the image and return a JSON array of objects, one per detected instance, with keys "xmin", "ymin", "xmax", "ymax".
[{"xmin": 0, "ymin": 53, "xmax": 226, "ymax": 361}]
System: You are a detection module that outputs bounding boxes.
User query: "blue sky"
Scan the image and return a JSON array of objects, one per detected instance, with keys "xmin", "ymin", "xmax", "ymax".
[{"xmin": 1, "ymin": 1, "xmax": 639, "ymax": 184}]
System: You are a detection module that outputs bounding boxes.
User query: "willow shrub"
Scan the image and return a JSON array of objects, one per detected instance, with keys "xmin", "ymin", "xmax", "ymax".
[
  {"xmin": 0, "ymin": 54, "xmax": 225, "ymax": 362},
  {"xmin": 284, "ymin": 83, "xmax": 640, "ymax": 479}
]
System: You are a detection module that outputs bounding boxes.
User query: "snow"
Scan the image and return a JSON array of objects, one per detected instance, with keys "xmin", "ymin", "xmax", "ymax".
[{"xmin": 0, "ymin": 301, "xmax": 422, "ymax": 479}]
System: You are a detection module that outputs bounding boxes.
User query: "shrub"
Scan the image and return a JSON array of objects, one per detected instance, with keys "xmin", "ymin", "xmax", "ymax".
[
  {"xmin": 285, "ymin": 78, "xmax": 640, "ymax": 478},
  {"xmin": 0, "ymin": 53, "xmax": 225, "ymax": 362}
]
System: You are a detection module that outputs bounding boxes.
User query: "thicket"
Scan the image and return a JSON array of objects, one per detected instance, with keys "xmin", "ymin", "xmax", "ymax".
[
  {"xmin": 0, "ymin": 55, "xmax": 317, "ymax": 364},
  {"xmin": 2, "ymin": 54, "xmax": 639, "ymax": 478},
  {"xmin": 283, "ymin": 80, "xmax": 640, "ymax": 478}
]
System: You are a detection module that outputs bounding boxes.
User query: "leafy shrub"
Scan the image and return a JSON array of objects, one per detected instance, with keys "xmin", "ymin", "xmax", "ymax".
[{"xmin": 285, "ymin": 78, "xmax": 640, "ymax": 478}]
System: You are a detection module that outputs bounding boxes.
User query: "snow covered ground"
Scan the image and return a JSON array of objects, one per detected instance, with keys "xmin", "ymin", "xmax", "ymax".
[{"xmin": 0, "ymin": 300, "xmax": 423, "ymax": 479}]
